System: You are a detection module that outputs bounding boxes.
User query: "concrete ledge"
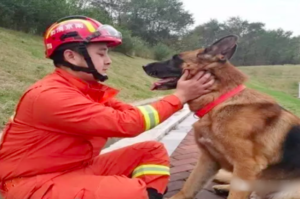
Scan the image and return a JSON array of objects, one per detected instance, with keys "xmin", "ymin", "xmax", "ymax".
[
  {"xmin": 101, "ymin": 104, "xmax": 192, "ymax": 154},
  {"xmin": 160, "ymin": 114, "xmax": 198, "ymax": 155}
]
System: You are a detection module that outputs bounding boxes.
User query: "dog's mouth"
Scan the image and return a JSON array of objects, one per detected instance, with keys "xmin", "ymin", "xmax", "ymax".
[
  {"xmin": 143, "ymin": 55, "xmax": 183, "ymax": 90},
  {"xmin": 151, "ymin": 77, "xmax": 179, "ymax": 90}
]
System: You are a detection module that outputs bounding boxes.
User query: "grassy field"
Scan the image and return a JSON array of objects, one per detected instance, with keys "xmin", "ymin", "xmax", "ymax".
[
  {"xmin": 239, "ymin": 65, "xmax": 300, "ymax": 116},
  {"xmin": 1, "ymin": 27, "xmax": 300, "ymax": 129},
  {"xmin": 0, "ymin": 28, "xmax": 171, "ymax": 128}
]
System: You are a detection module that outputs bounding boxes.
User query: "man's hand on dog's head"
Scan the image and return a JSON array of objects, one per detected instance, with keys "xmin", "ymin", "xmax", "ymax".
[{"xmin": 174, "ymin": 70, "xmax": 215, "ymax": 104}]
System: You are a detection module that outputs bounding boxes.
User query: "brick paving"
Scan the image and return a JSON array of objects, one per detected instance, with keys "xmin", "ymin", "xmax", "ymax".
[{"xmin": 165, "ymin": 130, "xmax": 227, "ymax": 199}]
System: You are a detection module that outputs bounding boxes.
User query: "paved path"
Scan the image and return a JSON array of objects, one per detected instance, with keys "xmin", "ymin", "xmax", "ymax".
[{"xmin": 160, "ymin": 115, "xmax": 227, "ymax": 199}]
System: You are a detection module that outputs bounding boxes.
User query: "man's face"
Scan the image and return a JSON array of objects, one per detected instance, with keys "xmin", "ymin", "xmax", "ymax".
[
  {"xmin": 86, "ymin": 43, "xmax": 112, "ymax": 76},
  {"xmin": 64, "ymin": 42, "xmax": 112, "ymax": 82}
]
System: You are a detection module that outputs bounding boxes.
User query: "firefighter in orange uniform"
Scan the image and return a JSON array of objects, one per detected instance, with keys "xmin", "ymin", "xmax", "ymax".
[{"xmin": 0, "ymin": 16, "xmax": 214, "ymax": 199}]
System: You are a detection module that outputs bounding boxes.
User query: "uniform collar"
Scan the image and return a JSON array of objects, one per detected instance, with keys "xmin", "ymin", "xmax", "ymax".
[{"xmin": 54, "ymin": 68, "xmax": 120, "ymax": 103}]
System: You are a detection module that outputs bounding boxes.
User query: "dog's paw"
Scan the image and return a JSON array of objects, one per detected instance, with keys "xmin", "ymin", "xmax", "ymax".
[
  {"xmin": 249, "ymin": 192, "xmax": 263, "ymax": 199},
  {"xmin": 213, "ymin": 184, "xmax": 230, "ymax": 196},
  {"xmin": 213, "ymin": 169, "xmax": 232, "ymax": 184}
]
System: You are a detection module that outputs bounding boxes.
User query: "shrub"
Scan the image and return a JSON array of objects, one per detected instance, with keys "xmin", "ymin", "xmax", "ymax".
[
  {"xmin": 113, "ymin": 28, "xmax": 155, "ymax": 59},
  {"xmin": 132, "ymin": 38, "xmax": 154, "ymax": 59},
  {"xmin": 113, "ymin": 28, "xmax": 136, "ymax": 56},
  {"xmin": 152, "ymin": 43, "xmax": 174, "ymax": 61}
]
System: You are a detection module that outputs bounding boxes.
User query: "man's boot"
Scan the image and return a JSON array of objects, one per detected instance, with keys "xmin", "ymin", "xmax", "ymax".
[{"xmin": 147, "ymin": 188, "xmax": 163, "ymax": 199}]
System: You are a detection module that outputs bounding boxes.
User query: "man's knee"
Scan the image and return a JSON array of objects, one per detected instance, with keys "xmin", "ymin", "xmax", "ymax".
[
  {"xmin": 134, "ymin": 141, "xmax": 168, "ymax": 154},
  {"xmin": 133, "ymin": 141, "xmax": 169, "ymax": 164},
  {"xmin": 133, "ymin": 141, "xmax": 165, "ymax": 150}
]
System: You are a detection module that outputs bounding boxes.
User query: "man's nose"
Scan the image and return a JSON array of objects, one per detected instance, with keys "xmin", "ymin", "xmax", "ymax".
[{"xmin": 105, "ymin": 56, "xmax": 112, "ymax": 65}]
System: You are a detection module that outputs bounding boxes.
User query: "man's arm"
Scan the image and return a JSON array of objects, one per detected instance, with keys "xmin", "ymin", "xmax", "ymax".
[
  {"xmin": 33, "ymin": 87, "xmax": 183, "ymax": 138},
  {"xmin": 104, "ymin": 98, "xmax": 134, "ymax": 111}
]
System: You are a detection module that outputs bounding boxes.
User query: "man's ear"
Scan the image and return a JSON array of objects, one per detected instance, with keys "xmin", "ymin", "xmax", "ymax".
[
  {"xmin": 204, "ymin": 35, "xmax": 238, "ymax": 60},
  {"xmin": 63, "ymin": 49, "xmax": 75, "ymax": 60},
  {"xmin": 63, "ymin": 49, "xmax": 81, "ymax": 64}
]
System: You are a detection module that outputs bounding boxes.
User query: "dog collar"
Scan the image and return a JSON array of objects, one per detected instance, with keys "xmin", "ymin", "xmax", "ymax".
[{"xmin": 195, "ymin": 85, "xmax": 246, "ymax": 118}]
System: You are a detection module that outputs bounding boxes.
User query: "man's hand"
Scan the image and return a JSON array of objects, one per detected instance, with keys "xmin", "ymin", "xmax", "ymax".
[{"xmin": 174, "ymin": 70, "xmax": 214, "ymax": 104}]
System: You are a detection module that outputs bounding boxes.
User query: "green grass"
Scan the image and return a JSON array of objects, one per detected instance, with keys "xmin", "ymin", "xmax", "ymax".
[
  {"xmin": 0, "ymin": 27, "xmax": 171, "ymax": 128},
  {"xmin": 239, "ymin": 65, "xmax": 300, "ymax": 116},
  {"xmin": 240, "ymin": 65, "xmax": 300, "ymax": 98}
]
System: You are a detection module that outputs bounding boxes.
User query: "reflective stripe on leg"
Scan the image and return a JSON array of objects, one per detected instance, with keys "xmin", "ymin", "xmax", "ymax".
[{"xmin": 132, "ymin": 164, "xmax": 170, "ymax": 178}]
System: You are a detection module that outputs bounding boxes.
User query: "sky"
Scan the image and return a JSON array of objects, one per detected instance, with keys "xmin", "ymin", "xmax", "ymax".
[{"xmin": 181, "ymin": 0, "xmax": 300, "ymax": 36}]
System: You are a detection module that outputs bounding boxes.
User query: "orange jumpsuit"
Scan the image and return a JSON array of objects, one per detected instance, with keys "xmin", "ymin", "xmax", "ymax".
[{"xmin": 0, "ymin": 68, "xmax": 183, "ymax": 199}]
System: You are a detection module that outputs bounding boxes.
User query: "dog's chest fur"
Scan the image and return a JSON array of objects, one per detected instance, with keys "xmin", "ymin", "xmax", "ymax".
[{"xmin": 193, "ymin": 117, "xmax": 234, "ymax": 171}]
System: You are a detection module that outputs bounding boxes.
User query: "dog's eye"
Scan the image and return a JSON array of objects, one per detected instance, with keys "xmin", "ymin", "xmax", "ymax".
[{"xmin": 173, "ymin": 54, "xmax": 183, "ymax": 62}]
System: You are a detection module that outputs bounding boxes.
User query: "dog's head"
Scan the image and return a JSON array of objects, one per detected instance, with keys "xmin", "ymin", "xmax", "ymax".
[{"xmin": 143, "ymin": 35, "xmax": 238, "ymax": 90}]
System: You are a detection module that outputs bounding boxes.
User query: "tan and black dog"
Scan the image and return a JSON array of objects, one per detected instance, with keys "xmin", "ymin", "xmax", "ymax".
[{"xmin": 142, "ymin": 35, "xmax": 300, "ymax": 199}]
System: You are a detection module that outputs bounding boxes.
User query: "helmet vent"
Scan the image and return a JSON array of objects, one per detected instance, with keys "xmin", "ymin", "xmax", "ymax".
[{"xmin": 60, "ymin": 31, "xmax": 80, "ymax": 41}]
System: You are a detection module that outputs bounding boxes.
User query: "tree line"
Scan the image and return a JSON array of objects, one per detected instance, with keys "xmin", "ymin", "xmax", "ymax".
[
  {"xmin": 1, "ymin": 0, "xmax": 300, "ymax": 65},
  {"xmin": 175, "ymin": 18, "xmax": 300, "ymax": 66}
]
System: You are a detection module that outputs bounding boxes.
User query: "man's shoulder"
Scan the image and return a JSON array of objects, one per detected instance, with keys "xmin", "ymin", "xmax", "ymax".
[{"xmin": 25, "ymin": 72, "xmax": 76, "ymax": 96}]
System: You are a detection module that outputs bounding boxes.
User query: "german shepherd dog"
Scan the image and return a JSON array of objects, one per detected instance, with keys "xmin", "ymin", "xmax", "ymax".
[{"xmin": 142, "ymin": 35, "xmax": 300, "ymax": 199}]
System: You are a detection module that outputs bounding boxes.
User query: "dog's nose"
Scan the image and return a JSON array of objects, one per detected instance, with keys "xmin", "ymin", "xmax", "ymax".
[
  {"xmin": 143, "ymin": 64, "xmax": 150, "ymax": 72},
  {"xmin": 142, "ymin": 65, "xmax": 147, "ymax": 70}
]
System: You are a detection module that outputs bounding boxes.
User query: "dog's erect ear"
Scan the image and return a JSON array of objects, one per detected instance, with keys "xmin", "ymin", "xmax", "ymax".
[{"xmin": 204, "ymin": 35, "xmax": 238, "ymax": 60}]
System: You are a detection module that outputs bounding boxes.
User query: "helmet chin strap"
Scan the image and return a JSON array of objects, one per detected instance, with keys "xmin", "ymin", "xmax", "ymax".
[
  {"xmin": 61, "ymin": 61, "xmax": 108, "ymax": 82},
  {"xmin": 61, "ymin": 42, "xmax": 108, "ymax": 82}
]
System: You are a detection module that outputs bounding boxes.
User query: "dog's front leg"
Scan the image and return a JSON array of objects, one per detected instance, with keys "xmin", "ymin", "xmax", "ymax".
[
  {"xmin": 169, "ymin": 144, "xmax": 220, "ymax": 199},
  {"xmin": 228, "ymin": 160, "xmax": 261, "ymax": 199}
]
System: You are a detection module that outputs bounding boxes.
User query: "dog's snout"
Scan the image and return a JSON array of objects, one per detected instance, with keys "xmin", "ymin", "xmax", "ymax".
[
  {"xmin": 142, "ymin": 64, "xmax": 155, "ymax": 76},
  {"xmin": 143, "ymin": 64, "xmax": 152, "ymax": 70},
  {"xmin": 148, "ymin": 71, "xmax": 157, "ymax": 76},
  {"xmin": 142, "ymin": 64, "xmax": 158, "ymax": 77},
  {"xmin": 142, "ymin": 65, "xmax": 149, "ymax": 72},
  {"xmin": 143, "ymin": 63, "xmax": 153, "ymax": 68}
]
